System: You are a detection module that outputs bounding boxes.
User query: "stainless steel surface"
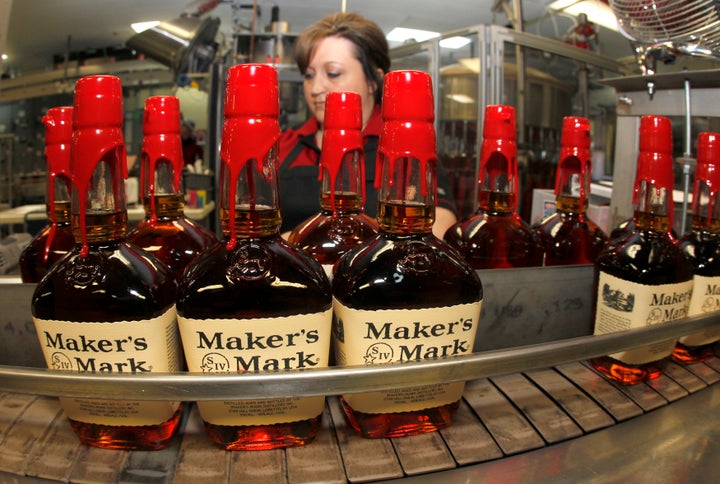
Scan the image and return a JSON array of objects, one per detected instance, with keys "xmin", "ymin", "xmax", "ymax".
[
  {"xmin": 1, "ymin": 294, "xmax": 718, "ymax": 400},
  {"xmin": 394, "ymin": 378, "xmax": 720, "ymax": 484}
]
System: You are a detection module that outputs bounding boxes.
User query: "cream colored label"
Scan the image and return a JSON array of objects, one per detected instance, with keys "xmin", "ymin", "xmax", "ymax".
[
  {"xmin": 33, "ymin": 307, "xmax": 181, "ymax": 425},
  {"xmin": 594, "ymin": 272, "xmax": 693, "ymax": 364},
  {"xmin": 178, "ymin": 309, "xmax": 332, "ymax": 426},
  {"xmin": 332, "ymin": 299, "xmax": 481, "ymax": 414},
  {"xmin": 679, "ymin": 274, "xmax": 720, "ymax": 346},
  {"xmin": 322, "ymin": 263, "xmax": 334, "ymax": 282}
]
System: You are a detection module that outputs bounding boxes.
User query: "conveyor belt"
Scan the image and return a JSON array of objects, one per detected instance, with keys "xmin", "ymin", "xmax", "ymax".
[{"xmin": 1, "ymin": 356, "xmax": 718, "ymax": 483}]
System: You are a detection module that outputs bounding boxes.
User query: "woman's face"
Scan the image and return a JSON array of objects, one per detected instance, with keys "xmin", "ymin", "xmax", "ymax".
[{"xmin": 302, "ymin": 35, "xmax": 377, "ymax": 128}]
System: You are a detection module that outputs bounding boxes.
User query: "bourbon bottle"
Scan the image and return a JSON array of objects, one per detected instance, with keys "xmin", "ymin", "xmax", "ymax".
[
  {"xmin": 533, "ymin": 116, "xmax": 608, "ymax": 265},
  {"xmin": 31, "ymin": 75, "xmax": 182, "ymax": 449},
  {"xmin": 673, "ymin": 131, "xmax": 720, "ymax": 363},
  {"xmin": 444, "ymin": 105, "xmax": 542, "ymax": 268},
  {"xmin": 590, "ymin": 115, "xmax": 693, "ymax": 384},
  {"xmin": 19, "ymin": 106, "xmax": 75, "ymax": 282},
  {"xmin": 127, "ymin": 95, "xmax": 217, "ymax": 281},
  {"xmin": 332, "ymin": 70, "xmax": 483, "ymax": 439},
  {"xmin": 288, "ymin": 91, "xmax": 378, "ymax": 278},
  {"xmin": 177, "ymin": 64, "xmax": 332, "ymax": 450}
]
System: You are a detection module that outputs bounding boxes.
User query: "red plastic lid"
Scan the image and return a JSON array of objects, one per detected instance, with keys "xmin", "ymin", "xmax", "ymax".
[
  {"xmin": 220, "ymin": 63, "xmax": 280, "ymax": 249},
  {"xmin": 381, "ymin": 70, "xmax": 434, "ymax": 122},
  {"xmin": 320, "ymin": 92, "xmax": 364, "ymax": 211},
  {"xmin": 144, "ymin": 95, "xmax": 180, "ymax": 135},
  {"xmin": 73, "ymin": 75, "xmax": 123, "ymax": 128},
  {"xmin": 376, "ymin": 70, "xmax": 437, "ymax": 197},
  {"xmin": 638, "ymin": 114, "xmax": 672, "ymax": 154},
  {"xmin": 479, "ymin": 105, "xmax": 518, "ymax": 198},
  {"xmin": 561, "ymin": 116, "xmax": 591, "ymax": 149},
  {"xmin": 483, "ymin": 104, "xmax": 516, "ymax": 141},
  {"xmin": 224, "ymin": 63, "xmax": 279, "ymax": 118}
]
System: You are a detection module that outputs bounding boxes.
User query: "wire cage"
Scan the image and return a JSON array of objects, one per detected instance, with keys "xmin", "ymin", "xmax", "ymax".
[{"xmin": 610, "ymin": 0, "xmax": 720, "ymax": 72}]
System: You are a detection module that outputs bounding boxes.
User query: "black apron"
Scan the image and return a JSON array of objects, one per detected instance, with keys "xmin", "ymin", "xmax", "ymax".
[{"xmin": 278, "ymin": 134, "xmax": 380, "ymax": 234}]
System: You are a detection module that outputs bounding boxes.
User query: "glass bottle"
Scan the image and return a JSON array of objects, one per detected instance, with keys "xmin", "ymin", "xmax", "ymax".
[
  {"xmin": 127, "ymin": 95, "xmax": 217, "ymax": 281},
  {"xmin": 177, "ymin": 64, "xmax": 332, "ymax": 450},
  {"xmin": 19, "ymin": 106, "xmax": 76, "ymax": 282},
  {"xmin": 288, "ymin": 91, "xmax": 378, "ymax": 279},
  {"xmin": 31, "ymin": 75, "xmax": 182, "ymax": 449},
  {"xmin": 444, "ymin": 105, "xmax": 542, "ymax": 268},
  {"xmin": 533, "ymin": 116, "xmax": 608, "ymax": 265},
  {"xmin": 674, "ymin": 131, "xmax": 720, "ymax": 363},
  {"xmin": 590, "ymin": 115, "xmax": 693, "ymax": 385},
  {"xmin": 332, "ymin": 70, "xmax": 483, "ymax": 439}
]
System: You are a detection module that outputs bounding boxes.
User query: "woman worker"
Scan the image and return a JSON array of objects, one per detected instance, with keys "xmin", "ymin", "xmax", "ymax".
[{"xmin": 277, "ymin": 12, "xmax": 458, "ymax": 239}]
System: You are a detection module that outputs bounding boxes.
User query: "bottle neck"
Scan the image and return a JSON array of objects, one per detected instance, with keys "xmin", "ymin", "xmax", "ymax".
[
  {"xmin": 140, "ymin": 157, "xmax": 184, "ymax": 220},
  {"xmin": 376, "ymin": 156, "xmax": 435, "ymax": 234},
  {"xmin": 48, "ymin": 175, "xmax": 72, "ymax": 223},
  {"xmin": 319, "ymin": 150, "xmax": 365, "ymax": 214},
  {"xmin": 554, "ymin": 154, "xmax": 590, "ymax": 216},
  {"xmin": 690, "ymin": 179, "xmax": 720, "ymax": 233},
  {"xmin": 478, "ymin": 151, "xmax": 518, "ymax": 214},
  {"xmin": 633, "ymin": 180, "xmax": 673, "ymax": 233},
  {"xmin": 72, "ymin": 153, "xmax": 128, "ymax": 249},
  {"xmin": 220, "ymin": 144, "xmax": 281, "ymax": 243}
]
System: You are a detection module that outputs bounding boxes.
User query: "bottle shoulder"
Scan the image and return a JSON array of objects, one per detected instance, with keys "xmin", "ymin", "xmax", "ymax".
[
  {"xmin": 333, "ymin": 234, "xmax": 482, "ymax": 309},
  {"xmin": 32, "ymin": 242, "xmax": 177, "ymax": 320}
]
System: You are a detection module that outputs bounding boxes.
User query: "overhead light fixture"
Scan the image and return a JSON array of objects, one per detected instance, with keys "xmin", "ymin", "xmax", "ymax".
[
  {"xmin": 131, "ymin": 21, "xmax": 161, "ymax": 34},
  {"xmin": 446, "ymin": 93, "xmax": 475, "ymax": 104},
  {"xmin": 549, "ymin": 0, "xmax": 619, "ymax": 32},
  {"xmin": 387, "ymin": 27, "xmax": 440, "ymax": 43},
  {"xmin": 439, "ymin": 36, "xmax": 472, "ymax": 49}
]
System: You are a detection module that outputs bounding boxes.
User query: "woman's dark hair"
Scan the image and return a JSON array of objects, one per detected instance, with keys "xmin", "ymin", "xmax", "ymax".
[{"xmin": 295, "ymin": 12, "xmax": 390, "ymax": 104}]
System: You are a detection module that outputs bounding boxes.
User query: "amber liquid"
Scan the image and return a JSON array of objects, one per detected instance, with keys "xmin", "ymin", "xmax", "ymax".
[
  {"xmin": 289, "ymin": 193, "xmax": 378, "ymax": 267},
  {"xmin": 178, "ymin": 207, "xmax": 332, "ymax": 450},
  {"xmin": 32, "ymin": 211, "xmax": 181, "ymax": 449},
  {"xmin": 19, "ymin": 201, "xmax": 75, "ymax": 282},
  {"xmin": 444, "ymin": 191, "xmax": 542, "ymax": 269},
  {"xmin": 590, "ymin": 213, "xmax": 693, "ymax": 384},
  {"xmin": 673, "ymin": 218, "xmax": 720, "ymax": 364},
  {"xmin": 533, "ymin": 195, "xmax": 608, "ymax": 266},
  {"xmin": 127, "ymin": 194, "xmax": 217, "ymax": 281},
  {"xmin": 333, "ymin": 201, "xmax": 482, "ymax": 438}
]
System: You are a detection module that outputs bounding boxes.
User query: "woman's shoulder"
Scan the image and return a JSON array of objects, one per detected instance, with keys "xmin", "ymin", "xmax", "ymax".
[{"xmin": 279, "ymin": 118, "xmax": 318, "ymax": 154}]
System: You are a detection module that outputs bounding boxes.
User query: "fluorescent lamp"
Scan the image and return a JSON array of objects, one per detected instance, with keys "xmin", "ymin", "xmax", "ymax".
[
  {"xmin": 1, "ymin": 54, "xmax": 7, "ymax": 61},
  {"xmin": 446, "ymin": 94, "xmax": 475, "ymax": 104},
  {"xmin": 131, "ymin": 21, "xmax": 161, "ymax": 34},
  {"xmin": 439, "ymin": 36, "xmax": 472, "ymax": 49},
  {"xmin": 549, "ymin": 0, "xmax": 619, "ymax": 32},
  {"xmin": 387, "ymin": 27, "xmax": 440, "ymax": 43}
]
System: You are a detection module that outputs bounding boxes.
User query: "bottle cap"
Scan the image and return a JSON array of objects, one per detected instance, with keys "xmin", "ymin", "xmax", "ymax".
[
  {"xmin": 639, "ymin": 115, "xmax": 672, "ymax": 154},
  {"xmin": 483, "ymin": 104, "xmax": 516, "ymax": 141},
  {"xmin": 697, "ymin": 131, "xmax": 720, "ymax": 167},
  {"xmin": 561, "ymin": 116, "xmax": 591, "ymax": 149},
  {"xmin": 381, "ymin": 70, "xmax": 434, "ymax": 123},
  {"xmin": 376, "ymin": 70, "xmax": 437, "ymax": 198},
  {"xmin": 224, "ymin": 63, "xmax": 279, "ymax": 118},
  {"xmin": 324, "ymin": 91, "xmax": 362, "ymax": 130},
  {"xmin": 73, "ymin": 75, "xmax": 123, "ymax": 128},
  {"xmin": 144, "ymin": 95, "xmax": 181, "ymax": 135}
]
